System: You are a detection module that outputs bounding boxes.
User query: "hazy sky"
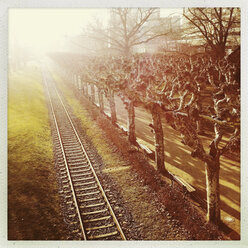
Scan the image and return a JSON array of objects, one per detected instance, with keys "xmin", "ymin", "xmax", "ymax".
[
  {"xmin": 9, "ymin": 9, "xmax": 110, "ymax": 54},
  {"xmin": 9, "ymin": 8, "xmax": 182, "ymax": 55}
]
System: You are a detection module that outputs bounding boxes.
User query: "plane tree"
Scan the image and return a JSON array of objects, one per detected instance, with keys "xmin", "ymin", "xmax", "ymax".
[
  {"xmin": 50, "ymin": 52, "xmax": 240, "ymax": 225},
  {"xmin": 158, "ymin": 56, "xmax": 240, "ymax": 224},
  {"xmin": 104, "ymin": 53, "xmax": 240, "ymax": 225},
  {"xmin": 86, "ymin": 8, "xmax": 173, "ymax": 143},
  {"xmin": 122, "ymin": 53, "xmax": 240, "ymax": 224}
]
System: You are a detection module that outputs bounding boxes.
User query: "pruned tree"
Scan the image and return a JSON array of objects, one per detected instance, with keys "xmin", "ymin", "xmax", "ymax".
[
  {"xmin": 160, "ymin": 56, "xmax": 240, "ymax": 224},
  {"xmin": 85, "ymin": 8, "xmax": 178, "ymax": 144},
  {"xmin": 111, "ymin": 53, "xmax": 240, "ymax": 224},
  {"xmin": 50, "ymin": 51, "xmax": 240, "ymax": 226},
  {"xmin": 183, "ymin": 8, "xmax": 240, "ymax": 58}
]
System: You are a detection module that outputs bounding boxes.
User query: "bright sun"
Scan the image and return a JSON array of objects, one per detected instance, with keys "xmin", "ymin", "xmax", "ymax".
[
  {"xmin": 9, "ymin": 8, "xmax": 183, "ymax": 57},
  {"xmin": 9, "ymin": 8, "xmax": 110, "ymax": 55}
]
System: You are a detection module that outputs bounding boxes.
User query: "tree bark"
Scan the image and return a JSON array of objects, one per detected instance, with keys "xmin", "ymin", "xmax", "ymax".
[
  {"xmin": 90, "ymin": 84, "xmax": 95, "ymax": 103},
  {"xmin": 85, "ymin": 82, "xmax": 89, "ymax": 98},
  {"xmin": 73, "ymin": 74, "xmax": 77, "ymax": 87},
  {"xmin": 81, "ymin": 81, "xmax": 85, "ymax": 95},
  {"xmin": 108, "ymin": 89, "xmax": 117, "ymax": 125},
  {"xmin": 196, "ymin": 118, "xmax": 205, "ymax": 135},
  {"xmin": 205, "ymin": 158, "xmax": 221, "ymax": 225},
  {"xmin": 214, "ymin": 44, "xmax": 226, "ymax": 58},
  {"xmin": 151, "ymin": 104, "xmax": 166, "ymax": 174},
  {"xmin": 98, "ymin": 87, "xmax": 104, "ymax": 113},
  {"xmin": 127, "ymin": 100, "xmax": 136, "ymax": 144},
  {"xmin": 77, "ymin": 75, "xmax": 82, "ymax": 90}
]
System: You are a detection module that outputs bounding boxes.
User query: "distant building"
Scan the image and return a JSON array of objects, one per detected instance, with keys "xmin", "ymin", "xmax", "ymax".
[{"xmin": 133, "ymin": 14, "xmax": 183, "ymax": 54}]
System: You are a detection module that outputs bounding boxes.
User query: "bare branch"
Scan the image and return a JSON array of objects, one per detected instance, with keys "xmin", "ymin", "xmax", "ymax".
[
  {"xmin": 220, "ymin": 127, "xmax": 240, "ymax": 155},
  {"xmin": 209, "ymin": 123, "xmax": 224, "ymax": 158},
  {"xmin": 131, "ymin": 31, "xmax": 171, "ymax": 46}
]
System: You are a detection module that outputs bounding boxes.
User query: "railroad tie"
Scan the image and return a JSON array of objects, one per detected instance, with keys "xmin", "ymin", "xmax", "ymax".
[
  {"xmin": 85, "ymin": 223, "xmax": 114, "ymax": 231},
  {"xmin": 81, "ymin": 209, "xmax": 108, "ymax": 216},
  {"xmin": 77, "ymin": 191, "xmax": 100, "ymax": 197},
  {"xmin": 80, "ymin": 202, "xmax": 105, "ymax": 209},
  {"xmin": 76, "ymin": 185, "xmax": 98, "ymax": 191},
  {"xmin": 87, "ymin": 231, "xmax": 118, "ymax": 240},
  {"xmin": 80, "ymin": 197, "xmax": 101, "ymax": 202},
  {"xmin": 84, "ymin": 216, "xmax": 111, "ymax": 223},
  {"xmin": 74, "ymin": 181, "xmax": 95, "ymax": 187},
  {"xmin": 74, "ymin": 178, "xmax": 95, "ymax": 185}
]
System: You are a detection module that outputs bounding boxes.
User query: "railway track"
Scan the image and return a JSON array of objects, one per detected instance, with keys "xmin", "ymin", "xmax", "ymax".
[{"xmin": 42, "ymin": 69, "xmax": 126, "ymax": 240}]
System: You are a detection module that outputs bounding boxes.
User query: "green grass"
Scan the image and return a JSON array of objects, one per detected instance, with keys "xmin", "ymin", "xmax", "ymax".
[{"xmin": 8, "ymin": 67, "xmax": 66, "ymax": 240}]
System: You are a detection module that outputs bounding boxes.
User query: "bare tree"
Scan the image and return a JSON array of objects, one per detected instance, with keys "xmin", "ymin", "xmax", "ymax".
[
  {"xmin": 183, "ymin": 8, "xmax": 240, "ymax": 58},
  {"xmin": 161, "ymin": 57, "xmax": 240, "ymax": 225},
  {"xmin": 86, "ymin": 8, "xmax": 172, "ymax": 56},
  {"xmin": 85, "ymin": 8, "xmax": 171, "ymax": 144}
]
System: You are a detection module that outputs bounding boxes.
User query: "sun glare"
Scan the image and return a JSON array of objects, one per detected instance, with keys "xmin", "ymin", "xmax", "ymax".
[
  {"xmin": 9, "ymin": 8, "xmax": 183, "ymax": 58},
  {"xmin": 9, "ymin": 9, "xmax": 110, "ymax": 56}
]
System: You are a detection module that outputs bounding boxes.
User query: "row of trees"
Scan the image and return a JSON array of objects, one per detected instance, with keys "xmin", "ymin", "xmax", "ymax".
[
  {"xmin": 50, "ymin": 51, "xmax": 240, "ymax": 226},
  {"xmin": 49, "ymin": 6, "xmax": 240, "ymax": 227},
  {"xmin": 82, "ymin": 8, "xmax": 240, "ymax": 57}
]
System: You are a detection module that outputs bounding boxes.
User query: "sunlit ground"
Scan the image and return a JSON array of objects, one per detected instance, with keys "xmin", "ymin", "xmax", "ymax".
[
  {"xmin": 8, "ymin": 7, "xmax": 240, "ymax": 240},
  {"xmin": 100, "ymin": 91, "xmax": 240, "ymax": 237},
  {"xmin": 8, "ymin": 67, "xmax": 67, "ymax": 239}
]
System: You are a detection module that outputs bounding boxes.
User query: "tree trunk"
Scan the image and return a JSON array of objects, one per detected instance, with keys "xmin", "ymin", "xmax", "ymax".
[
  {"xmin": 205, "ymin": 158, "xmax": 221, "ymax": 225},
  {"xmin": 196, "ymin": 119, "xmax": 205, "ymax": 135},
  {"xmin": 108, "ymin": 89, "xmax": 117, "ymax": 125},
  {"xmin": 73, "ymin": 74, "xmax": 77, "ymax": 87},
  {"xmin": 83, "ymin": 82, "xmax": 88, "ymax": 97},
  {"xmin": 85, "ymin": 82, "xmax": 89, "ymax": 98},
  {"xmin": 124, "ymin": 46, "xmax": 130, "ymax": 56},
  {"xmin": 151, "ymin": 104, "xmax": 166, "ymax": 174},
  {"xmin": 81, "ymin": 82, "xmax": 85, "ymax": 95},
  {"xmin": 73, "ymin": 74, "xmax": 76, "ymax": 88},
  {"xmin": 214, "ymin": 44, "xmax": 226, "ymax": 58},
  {"xmin": 77, "ymin": 75, "xmax": 82, "ymax": 90},
  {"xmin": 127, "ymin": 100, "xmax": 136, "ymax": 144},
  {"xmin": 90, "ymin": 84, "xmax": 95, "ymax": 103},
  {"xmin": 98, "ymin": 88, "xmax": 104, "ymax": 113},
  {"xmin": 81, "ymin": 81, "xmax": 85, "ymax": 95}
]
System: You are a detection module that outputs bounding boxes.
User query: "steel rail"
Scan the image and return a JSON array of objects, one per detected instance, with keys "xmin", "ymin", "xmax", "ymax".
[
  {"xmin": 53, "ymin": 77, "xmax": 127, "ymax": 241},
  {"xmin": 43, "ymin": 68, "xmax": 126, "ymax": 240},
  {"xmin": 42, "ymin": 70, "xmax": 87, "ymax": 240}
]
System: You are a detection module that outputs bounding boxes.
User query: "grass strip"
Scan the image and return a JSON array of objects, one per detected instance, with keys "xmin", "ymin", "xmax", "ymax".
[{"xmin": 8, "ymin": 67, "xmax": 66, "ymax": 240}]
